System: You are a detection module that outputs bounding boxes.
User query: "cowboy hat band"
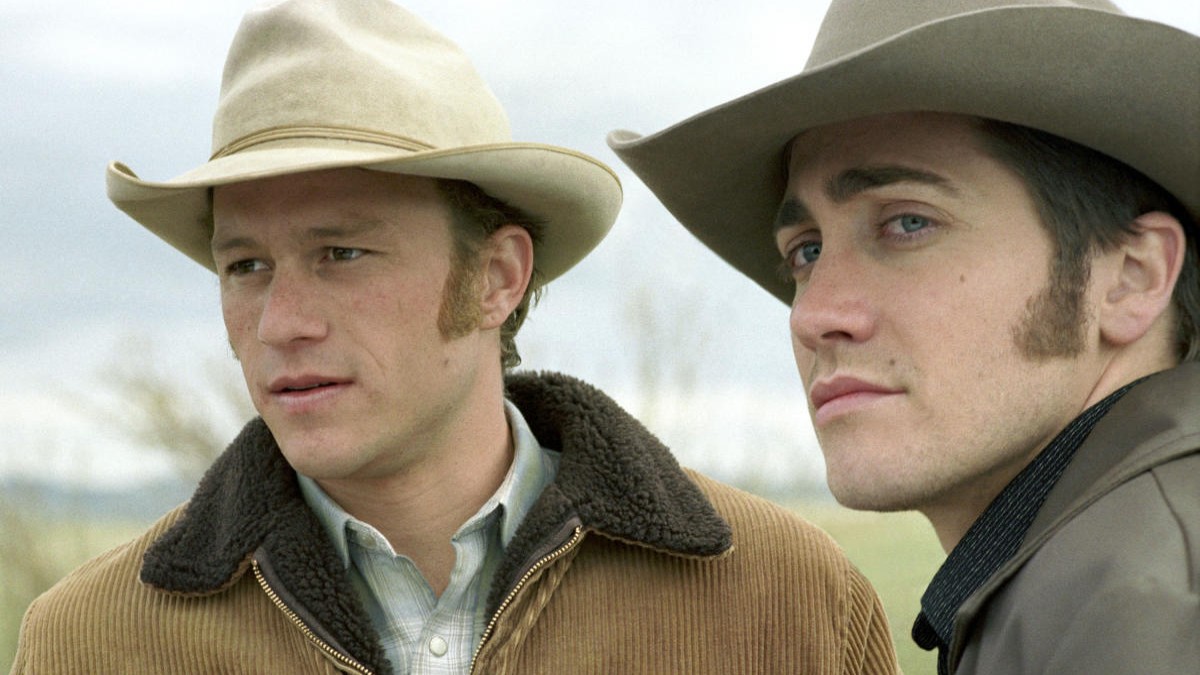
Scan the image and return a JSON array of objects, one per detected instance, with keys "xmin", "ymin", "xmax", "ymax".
[
  {"xmin": 608, "ymin": 0, "xmax": 1199, "ymax": 304},
  {"xmin": 106, "ymin": 0, "xmax": 622, "ymax": 284}
]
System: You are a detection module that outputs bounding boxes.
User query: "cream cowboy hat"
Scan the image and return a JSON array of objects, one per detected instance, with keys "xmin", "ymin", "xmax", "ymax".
[
  {"xmin": 107, "ymin": 0, "xmax": 621, "ymax": 283},
  {"xmin": 608, "ymin": 0, "xmax": 1199, "ymax": 303}
]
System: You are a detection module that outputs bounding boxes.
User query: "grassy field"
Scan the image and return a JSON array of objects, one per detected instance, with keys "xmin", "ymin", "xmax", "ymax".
[
  {"xmin": 1, "ymin": 516, "xmax": 147, "ymax": 672},
  {"xmin": 2, "ymin": 503, "xmax": 943, "ymax": 674}
]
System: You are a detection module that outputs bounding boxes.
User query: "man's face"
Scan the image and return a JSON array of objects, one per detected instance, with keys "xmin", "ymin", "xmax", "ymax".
[
  {"xmin": 776, "ymin": 112, "xmax": 1106, "ymax": 520},
  {"xmin": 212, "ymin": 168, "xmax": 493, "ymax": 482}
]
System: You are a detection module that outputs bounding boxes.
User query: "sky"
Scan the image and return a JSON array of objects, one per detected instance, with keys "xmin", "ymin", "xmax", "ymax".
[{"xmin": 2, "ymin": 0, "xmax": 1197, "ymax": 491}]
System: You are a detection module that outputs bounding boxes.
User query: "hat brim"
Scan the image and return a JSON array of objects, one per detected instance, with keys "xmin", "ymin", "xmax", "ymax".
[
  {"xmin": 107, "ymin": 139, "xmax": 622, "ymax": 283},
  {"xmin": 609, "ymin": 6, "xmax": 1200, "ymax": 304}
]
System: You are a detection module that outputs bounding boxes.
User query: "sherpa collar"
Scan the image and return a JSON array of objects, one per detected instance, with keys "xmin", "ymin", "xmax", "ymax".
[
  {"xmin": 489, "ymin": 371, "xmax": 733, "ymax": 607},
  {"xmin": 139, "ymin": 371, "xmax": 732, "ymax": 665}
]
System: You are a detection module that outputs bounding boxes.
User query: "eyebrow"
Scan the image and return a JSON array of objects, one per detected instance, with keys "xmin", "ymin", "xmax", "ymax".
[
  {"xmin": 211, "ymin": 217, "xmax": 389, "ymax": 254},
  {"xmin": 774, "ymin": 165, "xmax": 957, "ymax": 232},
  {"xmin": 774, "ymin": 198, "xmax": 812, "ymax": 232}
]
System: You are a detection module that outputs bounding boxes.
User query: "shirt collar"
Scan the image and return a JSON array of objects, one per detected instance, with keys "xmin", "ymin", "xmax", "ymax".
[
  {"xmin": 912, "ymin": 379, "xmax": 1142, "ymax": 672},
  {"xmin": 497, "ymin": 398, "xmax": 560, "ymax": 546},
  {"xmin": 298, "ymin": 399, "xmax": 559, "ymax": 569}
]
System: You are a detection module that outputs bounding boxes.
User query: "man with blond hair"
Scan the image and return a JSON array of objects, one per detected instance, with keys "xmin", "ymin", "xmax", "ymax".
[{"xmin": 13, "ymin": 1, "xmax": 899, "ymax": 673}]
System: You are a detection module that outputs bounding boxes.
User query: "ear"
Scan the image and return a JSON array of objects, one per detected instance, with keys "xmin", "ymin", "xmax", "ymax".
[
  {"xmin": 478, "ymin": 225, "xmax": 534, "ymax": 330},
  {"xmin": 1095, "ymin": 211, "xmax": 1185, "ymax": 349}
]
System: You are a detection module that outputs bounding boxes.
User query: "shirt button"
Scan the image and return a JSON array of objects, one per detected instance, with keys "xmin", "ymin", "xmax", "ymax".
[{"xmin": 429, "ymin": 636, "xmax": 448, "ymax": 657}]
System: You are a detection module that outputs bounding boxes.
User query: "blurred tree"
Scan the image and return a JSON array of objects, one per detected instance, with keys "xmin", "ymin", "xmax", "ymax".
[
  {"xmin": 624, "ymin": 283, "xmax": 708, "ymax": 433},
  {"xmin": 91, "ymin": 335, "xmax": 254, "ymax": 481}
]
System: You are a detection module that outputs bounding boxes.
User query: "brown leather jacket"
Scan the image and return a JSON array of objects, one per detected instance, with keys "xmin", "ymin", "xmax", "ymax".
[
  {"xmin": 13, "ymin": 372, "xmax": 898, "ymax": 674},
  {"xmin": 952, "ymin": 363, "xmax": 1200, "ymax": 674}
]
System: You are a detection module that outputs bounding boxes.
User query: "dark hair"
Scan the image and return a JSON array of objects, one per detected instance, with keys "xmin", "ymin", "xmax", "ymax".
[
  {"xmin": 974, "ymin": 119, "xmax": 1199, "ymax": 362},
  {"xmin": 436, "ymin": 178, "xmax": 544, "ymax": 369}
]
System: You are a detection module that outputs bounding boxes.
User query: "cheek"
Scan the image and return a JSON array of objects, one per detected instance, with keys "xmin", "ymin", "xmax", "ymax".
[
  {"xmin": 220, "ymin": 292, "xmax": 262, "ymax": 354},
  {"xmin": 790, "ymin": 332, "xmax": 816, "ymax": 381},
  {"xmin": 221, "ymin": 301, "xmax": 251, "ymax": 336},
  {"xmin": 351, "ymin": 281, "xmax": 448, "ymax": 356}
]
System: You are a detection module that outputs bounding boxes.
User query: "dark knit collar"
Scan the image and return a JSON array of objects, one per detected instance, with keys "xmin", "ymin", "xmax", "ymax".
[
  {"xmin": 912, "ymin": 378, "xmax": 1143, "ymax": 675},
  {"xmin": 942, "ymin": 362, "xmax": 1200, "ymax": 670},
  {"xmin": 139, "ymin": 371, "xmax": 732, "ymax": 670}
]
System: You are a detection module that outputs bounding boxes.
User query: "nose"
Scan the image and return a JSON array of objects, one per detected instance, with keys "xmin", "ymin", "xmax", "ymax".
[
  {"xmin": 256, "ymin": 269, "xmax": 328, "ymax": 347},
  {"xmin": 789, "ymin": 247, "xmax": 876, "ymax": 352}
]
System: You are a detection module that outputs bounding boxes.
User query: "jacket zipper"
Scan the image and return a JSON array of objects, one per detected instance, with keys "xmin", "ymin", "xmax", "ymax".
[
  {"xmin": 469, "ymin": 525, "xmax": 584, "ymax": 673},
  {"xmin": 252, "ymin": 559, "xmax": 374, "ymax": 675}
]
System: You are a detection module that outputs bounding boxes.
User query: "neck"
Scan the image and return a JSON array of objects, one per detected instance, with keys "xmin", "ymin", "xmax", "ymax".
[
  {"xmin": 923, "ymin": 353, "xmax": 1175, "ymax": 552},
  {"xmin": 316, "ymin": 381, "xmax": 514, "ymax": 596},
  {"xmin": 920, "ymin": 464, "xmax": 1029, "ymax": 553}
]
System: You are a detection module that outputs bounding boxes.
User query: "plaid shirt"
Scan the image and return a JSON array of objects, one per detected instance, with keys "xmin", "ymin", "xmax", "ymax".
[{"xmin": 299, "ymin": 400, "xmax": 559, "ymax": 673}]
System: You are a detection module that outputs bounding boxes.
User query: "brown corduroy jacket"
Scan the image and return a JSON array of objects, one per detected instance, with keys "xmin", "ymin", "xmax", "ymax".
[{"xmin": 12, "ymin": 371, "xmax": 898, "ymax": 674}]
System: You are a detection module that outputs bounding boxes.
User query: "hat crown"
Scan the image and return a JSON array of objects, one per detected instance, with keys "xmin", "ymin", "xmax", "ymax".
[
  {"xmin": 212, "ymin": 0, "xmax": 510, "ymax": 158},
  {"xmin": 807, "ymin": 0, "xmax": 1123, "ymax": 69},
  {"xmin": 610, "ymin": 0, "xmax": 1197, "ymax": 307}
]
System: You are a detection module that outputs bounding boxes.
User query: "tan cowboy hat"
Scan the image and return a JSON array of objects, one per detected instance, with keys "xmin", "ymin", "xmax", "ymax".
[
  {"xmin": 608, "ymin": 0, "xmax": 1199, "ymax": 303},
  {"xmin": 107, "ymin": 0, "xmax": 621, "ymax": 283}
]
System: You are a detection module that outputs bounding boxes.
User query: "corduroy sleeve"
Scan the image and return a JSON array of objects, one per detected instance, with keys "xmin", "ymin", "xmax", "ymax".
[{"xmin": 843, "ymin": 565, "xmax": 902, "ymax": 675}]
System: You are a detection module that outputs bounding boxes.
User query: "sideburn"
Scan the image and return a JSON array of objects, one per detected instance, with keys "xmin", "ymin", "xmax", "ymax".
[
  {"xmin": 1013, "ymin": 255, "xmax": 1090, "ymax": 360},
  {"xmin": 437, "ymin": 248, "xmax": 484, "ymax": 340}
]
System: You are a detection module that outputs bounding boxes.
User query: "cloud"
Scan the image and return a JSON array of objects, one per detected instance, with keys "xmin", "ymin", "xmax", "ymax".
[
  {"xmin": 0, "ymin": 0, "xmax": 243, "ymax": 86},
  {"xmin": 2, "ymin": 0, "xmax": 1196, "ymax": 493}
]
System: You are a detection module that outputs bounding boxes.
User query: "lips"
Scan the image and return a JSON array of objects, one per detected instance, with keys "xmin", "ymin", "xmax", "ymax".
[
  {"xmin": 270, "ymin": 376, "xmax": 344, "ymax": 393},
  {"xmin": 278, "ymin": 381, "xmax": 335, "ymax": 393},
  {"xmin": 809, "ymin": 376, "xmax": 903, "ymax": 425}
]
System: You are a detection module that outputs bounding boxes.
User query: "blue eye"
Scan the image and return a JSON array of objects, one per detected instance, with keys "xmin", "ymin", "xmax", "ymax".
[
  {"xmin": 775, "ymin": 232, "xmax": 822, "ymax": 283},
  {"xmin": 896, "ymin": 214, "xmax": 930, "ymax": 233},
  {"xmin": 779, "ymin": 241, "xmax": 821, "ymax": 280},
  {"xmin": 796, "ymin": 241, "xmax": 822, "ymax": 265}
]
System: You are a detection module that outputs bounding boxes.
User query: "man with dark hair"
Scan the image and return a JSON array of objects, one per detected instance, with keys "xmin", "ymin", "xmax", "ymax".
[
  {"xmin": 611, "ymin": 1, "xmax": 1199, "ymax": 673},
  {"xmin": 12, "ymin": 1, "xmax": 900, "ymax": 673}
]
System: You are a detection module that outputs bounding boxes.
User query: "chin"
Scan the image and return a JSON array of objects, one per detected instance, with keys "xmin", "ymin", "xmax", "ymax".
[
  {"xmin": 826, "ymin": 471, "xmax": 922, "ymax": 513},
  {"xmin": 277, "ymin": 439, "xmax": 364, "ymax": 479},
  {"xmin": 834, "ymin": 495, "xmax": 915, "ymax": 513}
]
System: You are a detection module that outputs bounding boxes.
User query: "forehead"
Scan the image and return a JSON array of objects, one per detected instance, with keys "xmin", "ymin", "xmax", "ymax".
[
  {"xmin": 787, "ymin": 112, "xmax": 988, "ymax": 181},
  {"xmin": 209, "ymin": 169, "xmax": 458, "ymax": 260},
  {"xmin": 212, "ymin": 168, "xmax": 447, "ymax": 226}
]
